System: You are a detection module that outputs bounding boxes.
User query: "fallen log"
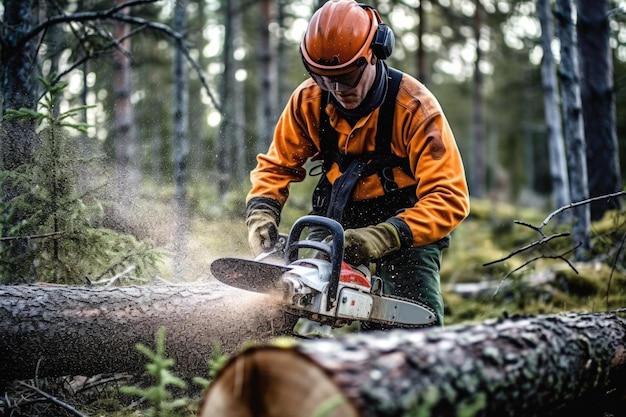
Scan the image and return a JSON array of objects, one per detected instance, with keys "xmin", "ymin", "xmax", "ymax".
[
  {"xmin": 0, "ymin": 282, "xmax": 297, "ymax": 388},
  {"xmin": 200, "ymin": 311, "xmax": 626, "ymax": 417}
]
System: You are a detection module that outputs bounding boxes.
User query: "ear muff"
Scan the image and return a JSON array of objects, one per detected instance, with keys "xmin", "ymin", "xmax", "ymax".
[{"xmin": 359, "ymin": 3, "xmax": 394, "ymax": 59}]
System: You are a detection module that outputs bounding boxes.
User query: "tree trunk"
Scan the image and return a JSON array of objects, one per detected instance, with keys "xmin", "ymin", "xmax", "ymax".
[
  {"xmin": 555, "ymin": 0, "xmax": 591, "ymax": 260},
  {"xmin": 216, "ymin": 0, "xmax": 237, "ymax": 197},
  {"xmin": 575, "ymin": 0, "xmax": 622, "ymax": 220},
  {"xmin": 200, "ymin": 312, "xmax": 626, "ymax": 417},
  {"xmin": 276, "ymin": 0, "xmax": 291, "ymax": 106},
  {"xmin": 256, "ymin": 0, "xmax": 277, "ymax": 156},
  {"xmin": 416, "ymin": 0, "xmax": 428, "ymax": 84},
  {"xmin": 0, "ymin": 283, "xmax": 297, "ymax": 388},
  {"xmin": 537, "ymin": 0, "xmax": 571, "ymax": 217},
  {"xmin": 172, "ymin": 0, "xmax": 190, "ymax": 280},
  {"xmin": 471, "ymin": 0, "xmax": 486, "ymax": 199},
  {"xmin": 112, "ymin": 0, "xmax": 139, "ymax": 207},
  {"xmin": 0, "ymin": 1, "xmax": 40, "ymax": 282},
  {"xmin": 232, "ymin": 0, "xmax": 247, "ymax": 184}
]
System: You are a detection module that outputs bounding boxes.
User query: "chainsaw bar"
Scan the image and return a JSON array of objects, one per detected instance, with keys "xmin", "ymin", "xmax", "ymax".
[
  {"xmin": 369, "ymin": 294, "xmax": 437, "ymax": 328},
  {"xmin": 210, "ymin": 257, "xmax": 292, "ymax": 294}
]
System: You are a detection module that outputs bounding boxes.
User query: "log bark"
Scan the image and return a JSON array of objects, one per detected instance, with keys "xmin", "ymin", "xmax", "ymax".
[
  {"xmin": 0, "ymin": 283, "xmax": 297, "ymax": 387},
  {"xmin": 200, "ymin": 312, "xmax": 626, "ymax": 417}
]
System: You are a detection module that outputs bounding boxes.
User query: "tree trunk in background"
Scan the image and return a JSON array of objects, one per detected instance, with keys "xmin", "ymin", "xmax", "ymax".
[
  {"xmin": 471, "ymin": 0, "xmax": 486, "ymax": 199},
  {"xmin": 216, "ymin": 0, "xmax": 236, "ymax": 197},
  {"xmin": 257, "ymin": 0, "xmax": 277, "ymax": 156},
  {"xmin": 276, "ymin": 0, "xmax": 291, "ymax": 106},
  {"xmin": 232, "ymin": 0, "xmax": 247, "ymax": 184},
  {"xmin": 537, "ymin": 0, "xmax": 571, "ymax": 217},
  {"xmin": 555, "ymin": 0, "xmax": 591, "ymax": 260},
  {"xmin": 0, "ymin": 283, "xmax": 298, "ymax": 388},
  {"xmin": 200, "ymin": 312, "xmax": 626, "ymax": 417},
  {"xmin": 0, "ymin": 0, "xmax": 40, "ymax": 282},
  {"xmin": 575, "ymin": 0, "xmax": 622, "ymax": 221},
  {"xmin": 172, "ymin": 0, "xmax": 190, "ymax": 280},
  {"xmin": 188, "ymin": 0, "xmax": 210, "ymax": 183},
  {"xmin": 416, "ymin": 0, "xmax": 427, "ymax": 84},
  {"xmin": 112, "ymin": 0, "xmax": 139, "ymax": 207}
]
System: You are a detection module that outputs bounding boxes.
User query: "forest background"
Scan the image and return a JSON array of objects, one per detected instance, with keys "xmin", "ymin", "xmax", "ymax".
[
  {"xmin": 2, "ymin": 0, "xmax": 626, "ymax": 415},
  {"xmin": 1, "ymin": 0, "xmax": 626, "ymax": 313}
]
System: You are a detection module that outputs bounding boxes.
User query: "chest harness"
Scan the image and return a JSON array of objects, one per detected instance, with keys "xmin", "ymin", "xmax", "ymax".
[{"xmin": 311, "ymin": 67, "xmax": 418, "ymax": 229}]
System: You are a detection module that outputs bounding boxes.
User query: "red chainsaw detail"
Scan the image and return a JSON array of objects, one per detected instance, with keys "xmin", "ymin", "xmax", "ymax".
[{"xmin": 339, "ymin": 262, "xmax": 371, "ymax": 289}]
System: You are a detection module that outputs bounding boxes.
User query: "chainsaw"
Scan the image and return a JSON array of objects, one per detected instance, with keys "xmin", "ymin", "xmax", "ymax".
[{"xmin": 210, "ymin": 215, "xmax": 436, "ymax": 328}]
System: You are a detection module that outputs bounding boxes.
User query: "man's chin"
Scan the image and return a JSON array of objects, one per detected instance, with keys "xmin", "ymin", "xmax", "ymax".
[{"xmin": 333, "ymin": 95, "xmax": 360, "ymax": 109}]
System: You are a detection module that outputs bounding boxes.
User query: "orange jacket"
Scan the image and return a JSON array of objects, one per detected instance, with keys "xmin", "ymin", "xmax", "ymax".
[{"xmin": 247, "ymin": 72, "xmax": 470, "ymax": 248}]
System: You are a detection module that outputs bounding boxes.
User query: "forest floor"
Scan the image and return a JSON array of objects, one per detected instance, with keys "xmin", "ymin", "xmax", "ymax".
[
  {"xmin": 4, "ymin": 182, "xmax": 626, "ymax": 416},
  {"xmin": 157, "ymin": 182, "xmax": 626, "ymax": 327}
]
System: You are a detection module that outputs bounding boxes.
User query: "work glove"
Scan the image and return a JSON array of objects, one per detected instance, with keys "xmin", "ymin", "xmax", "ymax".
[
  {"xmin": 246, "ymin": 210, "xmax": 279, "ymax": 258},
  {"xmin": 343, "ymin": 223, "xmax": 402, "ymax": 266}
]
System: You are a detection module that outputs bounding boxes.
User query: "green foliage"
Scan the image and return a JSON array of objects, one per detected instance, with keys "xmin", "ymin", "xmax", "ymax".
[
  {"xmin": 206, "ymin": 341, "xmax": 229, "ymax": 381},
  {"xmin": 312, "ymin": 394, "xmax": 347, "ymax": 417},
  {"xmin": 120, "ymin": 327, "xmax": 189, "ymax": 417},
  {"xmin": 0, "ymin": 76, "xmax": 163, "ymax": 284}
]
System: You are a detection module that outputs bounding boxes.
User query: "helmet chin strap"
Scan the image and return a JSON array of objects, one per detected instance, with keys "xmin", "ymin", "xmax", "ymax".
[{"xmin": 331, "ymin": 61, "xmax": 388, "ymax": 122}]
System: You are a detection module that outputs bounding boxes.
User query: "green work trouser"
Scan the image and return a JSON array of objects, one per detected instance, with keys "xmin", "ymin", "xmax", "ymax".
[{"xmin": 364, "ymin": 236, "xmax": 449, "ymax": 330}]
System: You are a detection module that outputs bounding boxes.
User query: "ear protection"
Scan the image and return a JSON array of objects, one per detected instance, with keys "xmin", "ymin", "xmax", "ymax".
[{"xmin": 359, "ymin": 3, "xmax": 395, "ymax": 60}]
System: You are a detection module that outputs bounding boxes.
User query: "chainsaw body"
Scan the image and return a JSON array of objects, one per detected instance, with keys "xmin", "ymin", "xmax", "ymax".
[{"xmin": 211, "ymin": 215, "xmax": 436, "ymax": 328}]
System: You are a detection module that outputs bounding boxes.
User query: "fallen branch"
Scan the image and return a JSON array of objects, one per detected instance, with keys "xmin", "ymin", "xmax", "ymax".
[
  {"xmin": 17, "ymin": 382, "xmax": 87, "ymax": 417},
  {"xmin": 483, "ymin": 191, "xmax": 626, "ymax": 291}
]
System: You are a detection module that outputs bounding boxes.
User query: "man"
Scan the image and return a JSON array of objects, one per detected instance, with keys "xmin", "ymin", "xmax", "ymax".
[{"xmin": 245, "ymin": 0, "xmax": 470, "ymax": 327}]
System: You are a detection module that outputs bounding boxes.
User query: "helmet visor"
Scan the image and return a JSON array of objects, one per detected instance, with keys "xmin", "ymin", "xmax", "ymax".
[{"xmin": 304, "ymin": 56, "xmax": 368, "ymax": 92}]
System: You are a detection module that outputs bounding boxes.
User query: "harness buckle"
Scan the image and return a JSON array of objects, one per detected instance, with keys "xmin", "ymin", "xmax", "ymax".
[{"xmin": 380, "ymin": 166, "xmax": 399, "ymax": 193}]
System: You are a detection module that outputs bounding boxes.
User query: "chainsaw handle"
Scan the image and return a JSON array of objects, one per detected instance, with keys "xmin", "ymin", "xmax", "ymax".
[{"xmin": 286, "ymin": 215, "xmax": 344, "ymax": 308}]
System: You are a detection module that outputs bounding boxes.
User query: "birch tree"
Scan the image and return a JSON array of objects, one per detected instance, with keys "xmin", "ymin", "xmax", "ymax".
[
  {"xmin": 537, "ymin": 0, "xmax": 571, "ymax": 215},
  {"xmin": 555, "ymin": 0, "xmax": 591, "ymax": 259}
]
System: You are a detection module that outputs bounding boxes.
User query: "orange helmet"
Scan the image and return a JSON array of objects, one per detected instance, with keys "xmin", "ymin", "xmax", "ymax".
[{"xmin": 300, "ymin": 0, "xmax": 392, "ymax": 78}]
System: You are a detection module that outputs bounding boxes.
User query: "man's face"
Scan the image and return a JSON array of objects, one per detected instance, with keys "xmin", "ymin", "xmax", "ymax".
[{"xmin": 329, "ymin": 57, "xmax": 377, "ymax": 110}]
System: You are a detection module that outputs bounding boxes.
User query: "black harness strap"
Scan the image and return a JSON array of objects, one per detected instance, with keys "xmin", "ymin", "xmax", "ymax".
[{"xmin": 313, "ymin": 67, "xmax": 414, "ymax": 223}]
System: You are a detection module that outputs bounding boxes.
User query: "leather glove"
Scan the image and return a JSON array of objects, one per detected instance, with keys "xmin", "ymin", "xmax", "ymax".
[
  {"xmin": 343, "ymin": 223, "xmax": 401, "ymax": 266},
  {"xmin": 246, "ymin": 210, "xmax": 279, "ymax": 257}
]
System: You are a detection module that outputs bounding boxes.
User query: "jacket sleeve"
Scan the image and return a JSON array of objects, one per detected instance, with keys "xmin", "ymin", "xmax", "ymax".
[
  {"xmin": 246, "ymin": 82, "xmax": 320, "ymax": 209},
  {"xmin": 391, "ymin": 95, "xmax": 470, "ymax": 248}
]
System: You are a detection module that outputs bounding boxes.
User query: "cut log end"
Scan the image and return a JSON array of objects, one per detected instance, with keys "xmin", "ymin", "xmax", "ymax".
[{"xmin": 199, "ymin": 347, "xmax": 359, "ymax": 417}]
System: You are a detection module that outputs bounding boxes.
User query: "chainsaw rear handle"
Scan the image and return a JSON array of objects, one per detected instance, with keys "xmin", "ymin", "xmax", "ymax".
[{"xmin": 286, "ymin": 215, "xmax": 345, "ymax": 309}]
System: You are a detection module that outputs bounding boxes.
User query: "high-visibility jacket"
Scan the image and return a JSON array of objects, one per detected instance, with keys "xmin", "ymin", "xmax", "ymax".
[{"xmin": 247, "ymin": 69, "xmax": 470, "ymax": 248}]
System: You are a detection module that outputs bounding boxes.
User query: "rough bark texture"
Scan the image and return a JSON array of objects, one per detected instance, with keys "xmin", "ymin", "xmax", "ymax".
[
  {"xmin": 537, "ymin": 0, "xmax": 570, "ymax": 214},
  {"xmin": 575, "ymin": 0, "xmax": 622, "ymax": 220},
  {"xmin": 555, "ymin": 0, "xmax": 591, "ymax": 259},
  {"xmin": 201, "ymin": 312, "xmax": 626, "ymax": 417},
  {"xmin": 0, "ymin": 283, "xmax": 297, "ymax": 388}
]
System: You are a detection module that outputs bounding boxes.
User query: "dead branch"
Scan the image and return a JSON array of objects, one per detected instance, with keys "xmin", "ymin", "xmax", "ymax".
[
  {"xmin": 17, "ymin": 382, "xmax": 87, "ymax": 417},
  {"xmin": 483, "ymin": 192, "xmax": 626, "ymax": 288}
]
